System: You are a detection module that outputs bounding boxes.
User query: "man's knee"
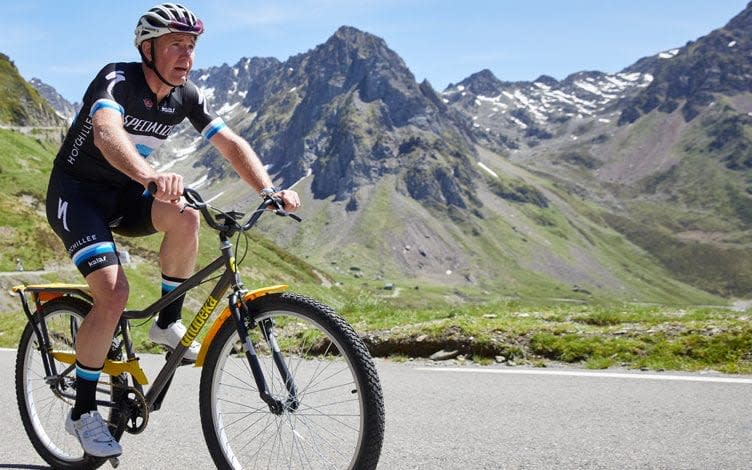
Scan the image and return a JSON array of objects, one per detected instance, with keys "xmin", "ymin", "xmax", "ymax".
[
  {"xmin": 88, "ymin": 269, "xmax": 130, "ymax": 314},
  {"xmin": 183, "ymin": 207, "xmax": 200, "ymax": 232},
  {"xmin": 171, "ymin": 207, "xmax": 200, "ymax": 238}
]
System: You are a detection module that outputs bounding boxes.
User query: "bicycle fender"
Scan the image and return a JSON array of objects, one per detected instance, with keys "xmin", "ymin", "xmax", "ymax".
[
  {"xmin": 194, "ymin": 284, "xmax": 288, "ymax": 367},
  {"xmin": 12, "ymin": 283, "xmax": 92, "ymax": 303}
]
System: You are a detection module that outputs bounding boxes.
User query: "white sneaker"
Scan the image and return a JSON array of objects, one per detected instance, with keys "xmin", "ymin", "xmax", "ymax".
[
  {"xmin": 148, "ymin": 320, "xmax": 200, "ymax": 361},
  {"xmin": 65, "ymin": 410, "xmax": 122, "ymax": 458}
]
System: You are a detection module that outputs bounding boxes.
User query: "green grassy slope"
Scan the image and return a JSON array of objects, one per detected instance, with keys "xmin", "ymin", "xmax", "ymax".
[
  {"xmin": 0, "ymin": 53, "xmax": 64, "ymax": 126},
  {"xmin": 608, "ymin": 104, "xmax": 752, "ymax": 297},
  {"xmin": 0, "ymin": 129, "xmax": 60, "ymax": 271}
]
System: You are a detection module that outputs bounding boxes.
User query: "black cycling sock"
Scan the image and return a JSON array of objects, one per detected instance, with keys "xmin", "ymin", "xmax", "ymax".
[
  {"xmin": 72, "ymin": 361, "xmax": 102, "ymax": 420},
  {"xmin": 156, "ymin": 274, "xmax": 187, "ymax": 328}
]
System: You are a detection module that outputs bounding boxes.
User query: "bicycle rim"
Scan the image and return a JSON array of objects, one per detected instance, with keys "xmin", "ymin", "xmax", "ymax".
[
  {"xmin": 16, "ymin": 300, "xmax": 118, "ymax": 469},
  {"xmin": 204, "ymin": 303, "xmax": 372, "ymax": 469}
]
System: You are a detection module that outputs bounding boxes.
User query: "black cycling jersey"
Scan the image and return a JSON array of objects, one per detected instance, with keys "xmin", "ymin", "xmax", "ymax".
[
  {"xmin": 54, "ymin": 61, "xmax": 225, "ymax": 185},
  {"xmin": 47, "ymin": 61, "xmax": 226, "ymax": 276}
]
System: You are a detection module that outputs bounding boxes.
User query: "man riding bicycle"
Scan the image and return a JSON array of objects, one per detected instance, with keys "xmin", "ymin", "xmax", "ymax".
[{"xmin": 45, "ymin": 3, "xmax": 300, "ymax": 458}]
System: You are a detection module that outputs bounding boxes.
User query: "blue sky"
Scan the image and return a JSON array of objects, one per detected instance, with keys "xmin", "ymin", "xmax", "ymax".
[{"xmin": 1, "ymin": 1, "xmax": 748, "ymax": 102}]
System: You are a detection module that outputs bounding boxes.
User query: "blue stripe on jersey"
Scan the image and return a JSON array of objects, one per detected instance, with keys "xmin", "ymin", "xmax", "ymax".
[
  {"xmin": 90, "ymin": 99, "xmax": 125, "ymax": 117},
  {"xmin": 135, "ymin": 143, "xmax": 153, "ymax": 157},
  {"xmin": 72, "ymin": 242, "xmax": 117, "ymax": 266},
  {"xmin": 201, "ymin": 117, "xmax": 226, "ymax": 140}
]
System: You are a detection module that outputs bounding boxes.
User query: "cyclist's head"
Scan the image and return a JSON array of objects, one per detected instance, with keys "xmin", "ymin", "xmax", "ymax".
[
  {"xmin": 135, "ymin": 3, "xmax": 204, "ymax": 87},
  {"xmin": 134, "ymin": 3, "xmax": 204, "ymax": 49}
]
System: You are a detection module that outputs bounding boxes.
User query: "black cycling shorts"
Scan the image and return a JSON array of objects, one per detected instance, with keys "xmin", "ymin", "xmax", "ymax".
[{"xmin": 46, "ymin": 165, "xmax": 157, "ymax": 277}]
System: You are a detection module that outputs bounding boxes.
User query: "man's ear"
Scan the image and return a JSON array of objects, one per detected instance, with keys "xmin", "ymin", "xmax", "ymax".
[{"xmin": 141, "ymin": 40, "xmax": 153, "ymax": 63}]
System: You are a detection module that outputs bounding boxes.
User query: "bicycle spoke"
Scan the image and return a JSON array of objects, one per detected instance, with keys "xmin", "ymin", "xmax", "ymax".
[{"xmin": 287, "ymin": 412, "xmax": 345, "ymax": 468}]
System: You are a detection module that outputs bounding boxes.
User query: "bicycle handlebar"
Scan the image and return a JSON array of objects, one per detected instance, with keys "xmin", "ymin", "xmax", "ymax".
[{"xmin": 146, "ymin": 182, "xmax": 301, "ymax": 234}]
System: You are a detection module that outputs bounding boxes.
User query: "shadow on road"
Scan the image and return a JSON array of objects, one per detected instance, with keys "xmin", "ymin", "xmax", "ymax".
[{"xmin": 0, "ymin": 465, "xmax": 50, "ymax": 469}]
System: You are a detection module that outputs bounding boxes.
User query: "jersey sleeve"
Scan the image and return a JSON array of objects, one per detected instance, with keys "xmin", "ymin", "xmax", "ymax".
[
  {"xmin": 184, "ymin": 81, "xmax": 227, "ymax": 140},
  {"xmin": 86, "ymin": 63, "xmax": 128, "ymax": 118}
]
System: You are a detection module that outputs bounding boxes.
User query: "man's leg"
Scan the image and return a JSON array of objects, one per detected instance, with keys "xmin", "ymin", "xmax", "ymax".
[
  {"xmin": 152, "ymin": 200, "xmax": 199, "ymax": 317},
  {"xmin": 65, "ymin": 264, "xmax": 126, "ymax": 457},
  {"xmin": 72, "ymin": 265, "xmax": 129, "ymax": 418},
  {"xmin": 46, "ymin": 169, "xmax": 125, "ymax": 456},
  {"xmin": 152, "ymin": 199, "xmax": 200, "ymax": 275},
  {"xmin": 147, "ymin": 201, "xmax": 201, "ymax": 356}
]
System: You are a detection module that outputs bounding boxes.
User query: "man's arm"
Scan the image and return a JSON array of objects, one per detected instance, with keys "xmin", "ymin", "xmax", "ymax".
[
  {"xmin": 92, "ymin": 108, "xmax": 182, "ymax": 201},
  {"xmin": 211, "ymin": 128, "xmax": 301, "ymax": 211}
]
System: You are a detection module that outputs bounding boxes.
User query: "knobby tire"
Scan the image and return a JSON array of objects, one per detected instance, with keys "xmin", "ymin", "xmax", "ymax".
[{"xmin": 199, "ymin": 293, "xmax": 385, "ymax": 469}]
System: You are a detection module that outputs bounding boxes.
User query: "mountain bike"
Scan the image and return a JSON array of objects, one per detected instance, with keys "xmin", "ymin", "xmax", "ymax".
[{"xmin": 13, "ymin": 187, "xmax": 385, "ymax": 469}]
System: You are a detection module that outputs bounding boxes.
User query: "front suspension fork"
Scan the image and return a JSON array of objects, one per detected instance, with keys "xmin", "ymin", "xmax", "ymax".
[{"xmin": 228, "ymin": 292, "xmax": 299, "ymax": 414}]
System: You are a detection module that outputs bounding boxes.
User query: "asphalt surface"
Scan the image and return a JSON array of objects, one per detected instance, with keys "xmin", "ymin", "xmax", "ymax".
[{"xmin": 1, "ymin": 349, "xmax": 751, "ymax": 469}]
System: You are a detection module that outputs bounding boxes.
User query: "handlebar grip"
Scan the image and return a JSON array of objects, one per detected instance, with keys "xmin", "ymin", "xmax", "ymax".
[{"xmin": 147, "ymin": 181, "xmax": 158, "ymax": 195}]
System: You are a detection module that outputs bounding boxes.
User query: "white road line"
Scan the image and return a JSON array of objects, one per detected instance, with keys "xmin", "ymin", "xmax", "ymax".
[{"xmin": 415, "ymin": 367, "xmax": 752, "ymax": 384}]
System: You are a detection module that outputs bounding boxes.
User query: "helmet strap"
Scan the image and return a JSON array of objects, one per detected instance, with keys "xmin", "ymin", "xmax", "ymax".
[{"xmin": 139, "ymin": 39, "xmax": 182, "ymax": 89}]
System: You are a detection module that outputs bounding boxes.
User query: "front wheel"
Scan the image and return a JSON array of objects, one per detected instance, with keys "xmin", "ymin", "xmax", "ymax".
[{"xmin": 199, "ymin": 293, "xmax": 385, "ymax": 469}]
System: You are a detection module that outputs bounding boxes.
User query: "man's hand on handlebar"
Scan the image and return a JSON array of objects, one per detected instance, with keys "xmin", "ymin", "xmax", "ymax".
[
  {"xmin": 147, "ymin": 173, "xmax": 184, "ymax": 203},
  {"xmin": 272, "ymin": 189, "xmax": 301, "ymax": 212}
]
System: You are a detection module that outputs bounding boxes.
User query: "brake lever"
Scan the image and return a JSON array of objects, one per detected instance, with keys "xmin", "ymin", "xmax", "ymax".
[
  {"xmin": 275, "ymin": 210, "xmax": 302, "ymax": 222},
  {"xmin": 173, "ymin": 187, "xmax": 202, "ymax": 213}
]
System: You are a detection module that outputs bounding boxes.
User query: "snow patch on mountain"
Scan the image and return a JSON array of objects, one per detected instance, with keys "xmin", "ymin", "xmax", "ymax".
[
  {"xmin": 478, "ymin": 161, "xmax": 498, "ymax": 178},
  {"xmin": 442, "ymin": 70, "xmax": 654, "ymax": 146},
  {"xmin": 658, "ymin": 49, "xmax": 680, "ymax": 59}
]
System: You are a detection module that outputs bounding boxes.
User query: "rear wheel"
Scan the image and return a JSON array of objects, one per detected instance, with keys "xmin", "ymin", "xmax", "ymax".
[
  {"xmin": 200, "ymin": 293, "xmax": 385, "ymax": 469},
  {"xmin": 15, "ymin": 297, "xmax": 125, "ymax": 470}
]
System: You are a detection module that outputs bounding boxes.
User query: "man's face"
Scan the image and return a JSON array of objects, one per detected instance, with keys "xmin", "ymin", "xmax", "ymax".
[{"xmin": 150, "ymin": 33, "xmax": 196, "ymax": 85}]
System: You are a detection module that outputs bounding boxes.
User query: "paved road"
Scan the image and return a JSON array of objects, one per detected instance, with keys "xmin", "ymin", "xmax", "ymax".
[{"xmin": 0, "ymin": 349, "xmax": 751, "ymax": 469}]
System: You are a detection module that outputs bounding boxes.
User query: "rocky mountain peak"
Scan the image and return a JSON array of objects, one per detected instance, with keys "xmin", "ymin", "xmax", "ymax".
[
  {"xmin": 532, "ymin": 75, "xmax": 559, "ymax": 88},
  {"xmin": 330, "ymin": 25, "xmax": 389, "ymax": 51},
  {"xmin": 302, "ymin": 25, "xmax": 420, "ymax": 111},
  {"xmin": 619, "ymin": 1, "xmax": 752, "ymax": 123},
  {"xmin": 451, "ymin": 69, "xmax": 505, "ymax": 97},
  {"xmin": 176, "ymin": 25, "xmax": 480, "ymax": 211},
  {"xmin": 29, "ymin": 78, "xmax": 77, "ymax": 121},
  {"xmin": 442, "ymin": 65, "xmax": 652, "ymax": 152},
  {"xmin": 274, "ymin": 27, "xmax": 478, "ymax": 206}
]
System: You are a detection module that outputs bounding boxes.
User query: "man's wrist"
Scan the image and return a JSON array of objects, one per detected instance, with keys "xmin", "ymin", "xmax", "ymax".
[{"xmin": 259, "ymin": 186, "xmax": 281, "ymax": 198}]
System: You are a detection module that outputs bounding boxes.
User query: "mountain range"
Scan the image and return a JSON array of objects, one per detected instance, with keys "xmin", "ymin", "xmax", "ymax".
[{"xmin": 16, "ymin": 3, "xmax": 752, "ymax": 302}]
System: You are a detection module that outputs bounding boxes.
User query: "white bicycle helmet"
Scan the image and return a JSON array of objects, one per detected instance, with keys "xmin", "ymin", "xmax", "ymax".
[{"xmin": 134, "ymin": 3, "xmax": 204, "ymax": 48}]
